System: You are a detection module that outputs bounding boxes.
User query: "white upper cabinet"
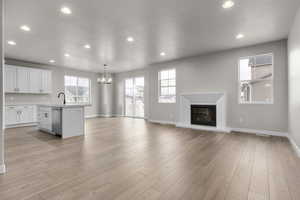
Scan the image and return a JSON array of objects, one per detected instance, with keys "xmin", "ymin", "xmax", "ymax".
[
  {"xmin": 17, "ymin": 67, "xmax": 30, "ymax": 93},
  {"xmin": 5, "ymin": 64, "xmax": 52, "ymax": 94},
  {"xmin": 41, "ymin": 70, "xmax": 52, "ymax": 93},
  {"xmin": 5, "ymin": 65, "xmax": 17, "ymax": 93},
  {"xmin": 29, "ymin": 68, "xmax": 42, "ymax": 93}
]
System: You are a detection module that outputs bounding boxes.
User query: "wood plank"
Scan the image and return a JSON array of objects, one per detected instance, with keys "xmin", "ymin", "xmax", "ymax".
[{"xmin": 0, "ymin": 118, "xmax": 298, "ymax": 200}]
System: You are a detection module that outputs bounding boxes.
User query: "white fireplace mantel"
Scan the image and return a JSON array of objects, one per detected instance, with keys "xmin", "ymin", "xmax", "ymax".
[{"xmin": 176, "ymin": 92, "xmax": 229, "ymax": 132}]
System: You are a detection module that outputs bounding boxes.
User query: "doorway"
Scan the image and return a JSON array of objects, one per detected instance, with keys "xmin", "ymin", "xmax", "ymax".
[{"xmin": 125, "ymin": 77, "xmax": 144, "ymax": 118}]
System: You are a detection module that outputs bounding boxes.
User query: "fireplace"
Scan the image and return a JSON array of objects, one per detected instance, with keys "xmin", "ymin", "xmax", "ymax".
[{"xmin": 191, "ymin": 105, "xmax": 216, "ymax": 127}]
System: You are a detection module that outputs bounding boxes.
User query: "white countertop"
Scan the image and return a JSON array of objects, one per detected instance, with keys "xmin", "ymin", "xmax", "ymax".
[
  {"xmin": 6, "ymin": 103, "xmax": 90, "ymax": 108},
  {"xmin": 38, "ymin": 104, "xmax": 89, "ymax": 108}
]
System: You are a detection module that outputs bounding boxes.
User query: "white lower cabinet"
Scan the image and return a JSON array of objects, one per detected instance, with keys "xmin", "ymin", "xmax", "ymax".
[
  {"xmin": 5, "ymin": 106, "xmax": 18, "ymax": 125},
  {"xmin": 5, "ymin": 105, "xmax": 37, "ymax": 127}
]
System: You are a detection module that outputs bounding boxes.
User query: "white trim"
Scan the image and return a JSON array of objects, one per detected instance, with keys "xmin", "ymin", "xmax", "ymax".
[
  {"xmin": 0, "ymin": 164, "xmax": 6, "ymax": 174},
  {"xmin": 148, "ymin": 119, "xmax": 176, "ymax": 125},
  {"xmin": 176, "ymin": 123, "xmax": 231, "ymax": 133},
  {"xmin": 238, "ymin": 52, "xmax": 274, "ymax": 105},
  {"xmin": 114, "ymin": 114, "xmax": 125, "ymax": 117},
  {"xmin": 64, "ymin": 75, "xmax": 92, "ymax": 105},
  {"xmin": 85, "ymin": 114, "xmax": 125, "ymax": 119},
  {"xmin": 98, "ymin": 114, "xmax": 115, "ymax": 118},
  {"xmin": 85, "ymin": 114, "xmax": 100, "ymax": 119},
  {"xmin": 230, "ymin": 127, "xmax": 287, "ymax": 137},
  {"xmin": 287, "ymin": 135, "xmax": 300, "ymax": 158},
  {"xmin": 85, "ymin": 114, "xmax": 113, "ymax": 118},
  {"xmin": 158, "ymin": 68, "xmax": 176, "ymax": 104},
  {"xmin": 178, "ymin": 92, "xmax": 226, "ymax": 131},
  {"xmin": 124, "ymin": 116, "xmax": 146, "ymax": 119},
  {"xmin": 5, "ymin": 122, "xmax": 38, "ymax": 129}
]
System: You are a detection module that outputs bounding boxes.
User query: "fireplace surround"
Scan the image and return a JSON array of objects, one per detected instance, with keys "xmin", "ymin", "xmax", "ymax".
[{"xmin": 177, "ymin": 92, "xmax": 228, "ymax": 132}]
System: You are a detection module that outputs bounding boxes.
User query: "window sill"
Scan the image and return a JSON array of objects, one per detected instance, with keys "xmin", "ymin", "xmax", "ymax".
[
  {"xmin": 158, "ymin": 101, "xmax": 176, "ymax": 104},
  {"xmin": 65, "ymin": 103, "xmax": 92, "ymax": 107},
  {"xmin": 239, "ymin": 101, "xmax": 273, "ymax": 105}
]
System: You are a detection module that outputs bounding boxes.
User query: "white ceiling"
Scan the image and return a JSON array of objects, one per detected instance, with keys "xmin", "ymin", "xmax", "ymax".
[{"xmin": 4, "ymin": 0, "xmax": 300, "ymax": 73}]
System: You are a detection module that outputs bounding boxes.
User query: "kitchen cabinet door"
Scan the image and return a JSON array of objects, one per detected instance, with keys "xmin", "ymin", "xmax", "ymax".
[
  {"xmin": 16, "ymin": 67, "xmax": 30, "ymax": 93},
  {"xmin": 4, "ymin": 65, "xmax": 17, "ymax": 93},
  {"xmin": 21, "ymin": 106, "xmax": 36, "ymax": 123},
  {"xmin": 29, "ymin": 68, "xmax": 42, "ymax": 93},
  {"xmin": 41, "ymin": 70, "xmax": 52, "ymax": 93},
  {"xmin": 5, "ymin": 106, "xmax": 18, "ymax": 125}
]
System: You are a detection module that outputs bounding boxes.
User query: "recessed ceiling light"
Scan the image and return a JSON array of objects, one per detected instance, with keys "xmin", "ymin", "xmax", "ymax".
[
  {"xmin": 49, "ymin": 59, "xmax": 55, "ymax": 63},
  {"xmin": 236, "ymin": 33, "xmax": 245, "ymax": 39},
  {"xmin": 20, "ymin": 25, "xmax": 31, "ymax": 32},
  {"xmin": 222, "ymin": 0, "xmax": 235, "ymax": 9},
  {"xmin": 160, "ymin": 52, "xmax": 166, "ymax": 56},
  {"xmin": 64, "ymin": 53, "xmax": 70, "ymax": 57},
  {"xmin": 7, "ymin": 40, "xmax": 16, "ymax": 45},
  {"xmin": 61, "ymin": 6, "xmax": 72, "ymax": 15},
  {"xmin": 84, "ymin": 44, "xmax": 91, "ymax": 49},
  {"xmin": 127, "ymin": 37, "xmax": 134, "ymax": 42}
]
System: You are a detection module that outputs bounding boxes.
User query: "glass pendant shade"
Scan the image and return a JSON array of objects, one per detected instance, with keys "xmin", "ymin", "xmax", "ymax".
[{"xmin": 98, "ymin": 64, "xmax": 112, "ymax": 84}]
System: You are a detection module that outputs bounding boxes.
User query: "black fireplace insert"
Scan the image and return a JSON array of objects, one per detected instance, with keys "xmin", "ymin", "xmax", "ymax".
[{"xmin": 191, "ymin": 105, "xmax": 216, "ymax": 127}]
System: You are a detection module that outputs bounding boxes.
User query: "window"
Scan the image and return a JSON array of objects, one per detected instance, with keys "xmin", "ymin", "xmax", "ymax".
[
  {"xmin": 64, "ymin": 76, "xmax": 91, "ymax": 104},
  {"xmin": 125, "ymin": 77, "xmax": 145, "ymax": 118},
  {"xmin": 158, "ymin": 69, "xmax": 176, "ymax": 103},
  {"xmin": 238, "ymin": 53, "xmax": 273, "ymax": 104}
]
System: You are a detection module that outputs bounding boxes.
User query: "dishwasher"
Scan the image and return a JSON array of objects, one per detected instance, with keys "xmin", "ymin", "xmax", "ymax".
[{"xmin": 52, "ymin": 108, "xmax": 62, "ymax": 136}]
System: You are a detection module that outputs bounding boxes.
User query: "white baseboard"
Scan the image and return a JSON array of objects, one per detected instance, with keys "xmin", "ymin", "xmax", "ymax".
[
  {"xmin": 98, "ymin": 114, "xmax": 116, "ymax": 118},
  {"xmin": 230, "ymin": 127, "xmax": 288, "ymax": 137},
  {"xmin": 85, "ymin": 114, "xmax": 101, "ymax": 119},
  {"xmin": 147, "ymin": 119, "xmax": 176, "ymax": 125},
  {"xmin": 85, "ymin": 114, "xmax": 119, "ymax": 119},
  {"xmin": 287, "ymin": 135, "xmax": 300, "ymax": 158},
  {"xmin": 5, "ymin": 122, "xmax": 38, "ymax": 129},
  {"xmin": 0, "ymin": 164, "xmax": 6, "ymax": 174}
]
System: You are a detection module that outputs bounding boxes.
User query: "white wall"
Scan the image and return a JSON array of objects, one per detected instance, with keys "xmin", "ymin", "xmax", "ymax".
[
  {"xmin": 288, "ymin": 7, "xmax": 300, "ymax": 147},
  {"xmin": 0, "ymin": 0, "xmax": 5, "ymax": 174},
  {"xmin": 115, "ymin": 40, "xmax": 288, "ymax": 132},
  {"xmin": 4, "ymin": 59, "xmax": 107, "ymax": 117}
]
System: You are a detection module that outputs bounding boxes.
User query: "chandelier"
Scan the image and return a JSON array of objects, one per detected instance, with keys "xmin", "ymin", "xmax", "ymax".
[{"xmin": 97, "ymin": 64, "xmax": 112, "ymax": 84}]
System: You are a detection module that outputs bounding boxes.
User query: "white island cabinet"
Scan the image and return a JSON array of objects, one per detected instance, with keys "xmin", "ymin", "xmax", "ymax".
[{"xmin": 38, "ymin": 105, "xmax": 85, "ymax": 139}]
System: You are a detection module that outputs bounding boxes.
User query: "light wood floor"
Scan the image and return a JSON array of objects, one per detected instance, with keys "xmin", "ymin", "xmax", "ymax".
[{"xmin": 0, "ymin": 117, "xmax": 300, "ymax": 200}]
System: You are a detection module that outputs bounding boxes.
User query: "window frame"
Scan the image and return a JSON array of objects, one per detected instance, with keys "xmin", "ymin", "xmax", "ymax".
[
  {"xmin": 238, "ymin": 53, "xmax": 274, "ymax": 105},
  {"xmin": 64, "ymin": 75, "xmax": 92, "ymax": 105},
  {"xmin": 158, "ymin": 68, "xmax": 176, "ymax": 104},
  {"xmin": 124, "ymin": 77, "xmax": 145, "ymax": 118}
]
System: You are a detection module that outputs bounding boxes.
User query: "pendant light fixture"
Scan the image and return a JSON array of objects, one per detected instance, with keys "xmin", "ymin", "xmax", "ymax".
[{"xmin": 97, "ymin": 64, "xmax": 112, "ymax": 84}]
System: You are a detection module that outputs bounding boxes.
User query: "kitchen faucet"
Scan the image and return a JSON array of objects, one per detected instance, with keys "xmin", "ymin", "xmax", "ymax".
[{"xmin": 58, "ymin": 92, "xmax": 66, "ymax": 105}]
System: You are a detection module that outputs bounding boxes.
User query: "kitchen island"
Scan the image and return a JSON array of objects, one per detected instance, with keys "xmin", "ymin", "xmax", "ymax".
[{"xmin": 38, "ymin": 104, "xmax": 85, "ymax": 139}]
